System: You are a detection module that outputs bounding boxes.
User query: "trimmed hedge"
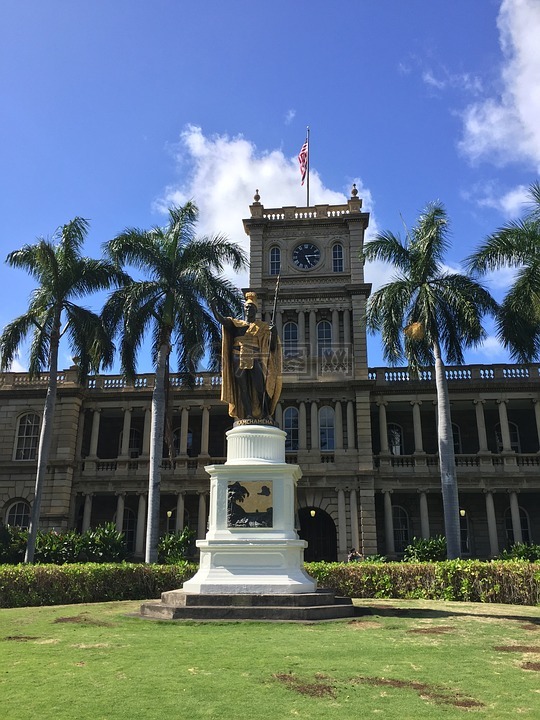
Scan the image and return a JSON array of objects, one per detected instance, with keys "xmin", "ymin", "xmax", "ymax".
[
  {"xmin": 309, "ymin": 560, "xmax": 540, "ymax": 606},
  {"xmin": 0, "ymin": 562, "xmax": 197, "ymax": 608},
  {"xmin": 0, "ymin": 560, "xmax": 539, "ymax": 609}
]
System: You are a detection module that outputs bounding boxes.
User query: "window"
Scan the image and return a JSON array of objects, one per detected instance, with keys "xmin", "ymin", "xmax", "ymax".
[
  {"xmin": 392, "ymin": 505, "xmax": 409, "ymax": 553},
  {"xmin": 172, "ymin": 427, "xmax": 193, "ymax": 456},
  {"xmin": 283, "ymin": 407, "xmax": 299, "ymax": 451},
  {"xmin": 6, "ymin": 500, "xmax": 30, "ymax": 528},
  {"xmin": 504, "ymin": 506, "xmax": 531, "ymax": 546},
  {"xmin": 460, "ymin": 510, "xmax": 470, "ymax": 554},
  {"xmin": 332, "ymin": 243, "xmax": 344, "ymax": 272},
  {"xmin": 319, "ymin": 406, "xmax": 335, "ymax": 451},
  {"xmin": 118, "ymin": 427, "xmax": 142, "ymax": 458},
  {"xmin": 387, "ymin": 423, "xmax": 404, "ymax": 455},
  {"xmin": 283, "ymin": 321, "xmax": 298, "ymax": 357},
  {"xmin": 495, "ymin": 422, "xmax": 521, "ymax": 452},
  {"xmin": 269, "ymin": 246, "xmax": 281, "ymax": 275},
  {"xmin": 122, "ymin": 507, "xmax": 136, "ymax": 552},
  {"xmin": 14, "ymin": 412, "xmax": 40, "ymax": 460},
  {"xmin": 317, "ymin": 320, "xmax": 332, "ymax": 352},
  {"xmin": 452, "ymin": 423, "xmax": 462, "ymax": 454}
]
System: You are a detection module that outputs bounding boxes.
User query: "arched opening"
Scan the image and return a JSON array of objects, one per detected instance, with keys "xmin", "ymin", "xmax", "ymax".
[{"xmin": 297, "ymin": 507, "xmax": 337, "ymax": 562}]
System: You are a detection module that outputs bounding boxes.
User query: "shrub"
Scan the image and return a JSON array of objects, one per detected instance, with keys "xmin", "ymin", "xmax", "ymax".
[
  {"xmin": 306, "ymin": 560, "xmax": 540, "ymax": 606},
  {"xmin": 0, "ymin": 525, "xmax": 27, "ymax": 563},
  {"xmin": 77, "ymin": 523, "xmax": 128, "ymax": 563},
  {"xmin": 403, "ymin": 536, "xmax": 447, "ymax": 562},
  {"xmin": 0, "ymin": 562, "xmax": 198, "ymax": 608},
  {"xmin": 158, "ymin": 528, "xmax": 196, "ymax": 564},
  {"xmin": 500, "ymin": 543, "xmax": 540, "ymax": 562}
]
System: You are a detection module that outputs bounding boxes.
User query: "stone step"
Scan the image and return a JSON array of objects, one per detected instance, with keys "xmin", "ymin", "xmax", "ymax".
[
  {"xmin": 140, "ymin": 600, "xmax": 356, "ymax": 622},
  {"xmin": 159, "ymin": 589, "xmax": 349, "ymax": 608}
]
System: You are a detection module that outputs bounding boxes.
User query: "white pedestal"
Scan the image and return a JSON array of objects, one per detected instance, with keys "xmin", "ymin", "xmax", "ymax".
[{"xmin": 183, "ymin": 424, "xmax": 316, "ymax": 594}]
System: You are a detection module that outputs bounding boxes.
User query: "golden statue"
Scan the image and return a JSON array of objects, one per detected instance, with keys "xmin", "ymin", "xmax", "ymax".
[{"xmin": 212, "ymin": 292, "xmax": 282, "ymax": 421}]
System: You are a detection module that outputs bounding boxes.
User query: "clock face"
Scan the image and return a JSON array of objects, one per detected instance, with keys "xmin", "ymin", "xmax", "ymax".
[{"xmin": 292, "ymin": 242, "xmax": 321, "ymax": 269}]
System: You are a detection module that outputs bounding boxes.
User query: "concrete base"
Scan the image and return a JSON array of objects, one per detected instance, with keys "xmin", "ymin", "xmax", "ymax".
[{"xmin": 140, "ymin": 590, "xmax": 356, "ymax": 621}]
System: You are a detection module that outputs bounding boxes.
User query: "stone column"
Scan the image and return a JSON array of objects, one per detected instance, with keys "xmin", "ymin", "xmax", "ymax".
[
  {"xmin": 309, "ymin": 310, "xmax": 317, "ymax": 360},
  {"xmin": 332, "ymin": 309, "xmax": 339, "ymax": 346},
  {"xmin": 310, "ymin": 401, "xmax": 319, "ymax": 450},
  {"xmin": 299, "ymin": 401, "xmax": 307, "ymax": 450},
  {"xmin": 411, "ymin": 401, "xmax": 424, "ymax": 452},
  {"xmin": 337, "ymin": 488, "xmax": 348, "ymax": 557},
  {"xmin": 197, "ymin": 492, "xmax": 207, "ymax": 539},
  {"xmin": 298, "ymin": 310, "xmax": 306, "ymax": 347},
  {"xmin": 497, "ymin": 400, "xmax": 512, "ymax": 452},
  {"xmin": 335, "ymin": 401, "xmax": 343, "ymax": 450},
  {"xmin": 383, "ymin": 491, "xmax": 395, "ymax": 555},
  {"xmin": 180, "ymin": 406, "xmax": 189, "ymax": 455},
  {"xmin": 275, "ymin": 402, "xmax": 283, "ymax": 428},
  {"xmin": 343, "ymin": 308, "xmax": 351, "ymax": 346},
  {"xmin": 533, "ymin": 399, "xmax": 540, "ymax": 451},
  {"xmin": 82, "ymin": 493, "xmax": 93, "ymax": 533},
  {"xmin": 474, "ymin": 400, "xmax": 489, "ymax": 452},
  {"xmin": 200, "ymin": 405, "xmax": 210, "ymax": 455},
  {"xmin": 120, "ymin": 407, "xmax": 132, "ymax": 457},
  {"xmin": 484, "ymin": 491, "xmax": 499, "ymax": 557},
  {"xmin": 175, "ymin": 492, "xmax": 185, "ymax": 533},
  {"xmin": 135, "ymin": 493, "xmax": 146, "ymax": 556},
  {"xmin": 142, "ymin": 407, "xmax": 151, "ymax": 456},
  {"xmin": 89, "ymin": 409, "xmax": 101, "ymax": 457},
  {"xmin": 419, "ymin": 491, "xmax": 430, "ymax": 539},
  {"xmin": 349, "ymin": 488, "xmax": 360, "ymax": 551},
  {"xmin": 509, "ymin": 491, "xmax": 523, "ymax": 544},
  {"xmin": 378, "ymin": 401, "xmax": 389, "ymax": 453},
  {"xmin": 276, "ymin": 310, "xmax": 283, "ymax": 338},
  {"xmin": 115, "ymin": 493, "xmax": 125, "ymax": 533},
  {"xmin": 346, "ymin": 401, "xmax": 355, "ymax": 449}
]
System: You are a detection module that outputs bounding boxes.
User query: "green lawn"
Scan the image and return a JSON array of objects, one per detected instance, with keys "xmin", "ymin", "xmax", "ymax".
[{"xmin": 1, "ymin": 598, "xmax": 539, "ymax": 719}]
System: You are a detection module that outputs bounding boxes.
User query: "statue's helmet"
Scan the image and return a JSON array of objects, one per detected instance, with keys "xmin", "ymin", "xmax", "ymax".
[{"xmin": 244, "ymin": 291, "xmax": 258, "ymax": 309}]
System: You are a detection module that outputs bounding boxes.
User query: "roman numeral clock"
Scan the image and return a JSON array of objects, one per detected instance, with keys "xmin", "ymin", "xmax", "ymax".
[{"xmin": 292, "ymin": 242, "xmax": 321, "ymax": 270}]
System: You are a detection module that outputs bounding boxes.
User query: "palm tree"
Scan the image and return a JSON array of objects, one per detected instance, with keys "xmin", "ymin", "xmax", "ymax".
[
  {"xmin": 362, "ymin": 202, "xmax": 497, "ymax": 559},
  {"xmin": 0, "ymin": 218, "xmax": 125, "ymax": 562},
  {"xmin": 103, "ymin": 201, "xmax": 246, "ymax": 563},
  {"xmin": 466, "ymin": 181, "xmax": 540, "ymax": 362}
]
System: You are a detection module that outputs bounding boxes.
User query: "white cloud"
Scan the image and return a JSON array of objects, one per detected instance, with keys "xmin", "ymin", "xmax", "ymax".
[
  {"xmin": 467, "ymin": 334, "xmax": 509, "ymax": 363},
  {"xmin": 284, "ymin": 109, "xmax": 296, "ymax": 125},
  {"xmin": 459, "ymin": 0, "xmax": 540, "ymax": 169},
  {"xmin": 156, "ymin": 125, "xmax": 375, "ymax": 288},
  {"xmin": 465, "ymin": 181, "xmax": 531, "ymax": 218}
]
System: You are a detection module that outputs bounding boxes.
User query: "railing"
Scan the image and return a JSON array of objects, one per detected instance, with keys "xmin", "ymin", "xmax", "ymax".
[
  {"xmin": 375, "ymin": 452, "xmax": 540, "ymax": 470},
  {"xmin": 368, "ymin": 363, "xmax": 540, "ymax": 386}
]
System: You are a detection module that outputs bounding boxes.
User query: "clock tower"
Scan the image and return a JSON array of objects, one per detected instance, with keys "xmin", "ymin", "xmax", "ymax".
[{"xmin": 242, "ymin": 186, "xmax": 378, "ymax": 559}]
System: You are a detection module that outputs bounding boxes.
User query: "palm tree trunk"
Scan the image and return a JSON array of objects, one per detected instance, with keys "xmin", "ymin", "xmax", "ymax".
[
  {"xmin": 25, "ymin": 329, "xmax": 60, "ymax": 563},
  {"xmin": 433, "ymin": 339, "xmax": 461, "ymax": 559},
  {"xmin": 145, "ymin": 341, "xmax": 169, "ymax": 563}
]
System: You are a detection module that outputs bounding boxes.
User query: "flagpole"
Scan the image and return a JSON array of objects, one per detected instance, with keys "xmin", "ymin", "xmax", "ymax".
[{"xmin": 306, "ymin": 126, "xmax": 310, "ymax": 208}]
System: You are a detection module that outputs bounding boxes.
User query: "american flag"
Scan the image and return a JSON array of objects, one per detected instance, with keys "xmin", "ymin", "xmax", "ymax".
[{"xmin": 298, "ymin": 138, "xmax": 308, "ymax": 186}]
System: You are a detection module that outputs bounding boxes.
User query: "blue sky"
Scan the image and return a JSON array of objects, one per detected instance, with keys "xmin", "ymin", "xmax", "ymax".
[{"xmin": 1, "ymin": 0, "xmax": 539, "ymax": 372}]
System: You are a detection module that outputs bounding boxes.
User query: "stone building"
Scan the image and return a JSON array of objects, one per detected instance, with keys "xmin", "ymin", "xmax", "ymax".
[{"xmin": 1, "ymin": 189, "xmax": 539, "ymax": 560}]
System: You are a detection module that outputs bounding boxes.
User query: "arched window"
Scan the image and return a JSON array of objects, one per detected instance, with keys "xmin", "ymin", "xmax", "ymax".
[
  {"xmin": 392, "ymin": 506, "xmax": 409, "ymax": 553},
  {"xmin": 387, "ymin": 423, "xmax": 404, "ymax": 455},
  {"xmin": 319, "ymin": 406, "xmax": 335, "ymax": 451},
  {"xmin": 283, "ymin": 321, "xmax": 298, "ymax": 357},
  {"xmin": 283, "ymin": 407, "xmax": 299, "ymax": 451},
  {"xmin": 317, "ymin": 320, "xmax": 332, "ymax": 352},
  {"xmin": 332, "ymin": 243, "xmax": 344, "ymax": 272},
  {"xmin": 269, "ymin": 246, "xmax": 281, "ymax": 276},
  {"xmin": 504, "ymin": 506, "xmax": 531, "ymax": 546},
  {"xmin": 14, "ymin": 412, "xmax": 40, "ymax": 460},
  {"xmin": 495, "ymin": 422, "xmax": 521, "ymax": 452},
  {"xmin": 452, "ymin": 423, "xmax": 462, "ymax": 454},
  {"xmin": 5, "ymin": 500, "xmax": 31, "ymax": 528}
]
